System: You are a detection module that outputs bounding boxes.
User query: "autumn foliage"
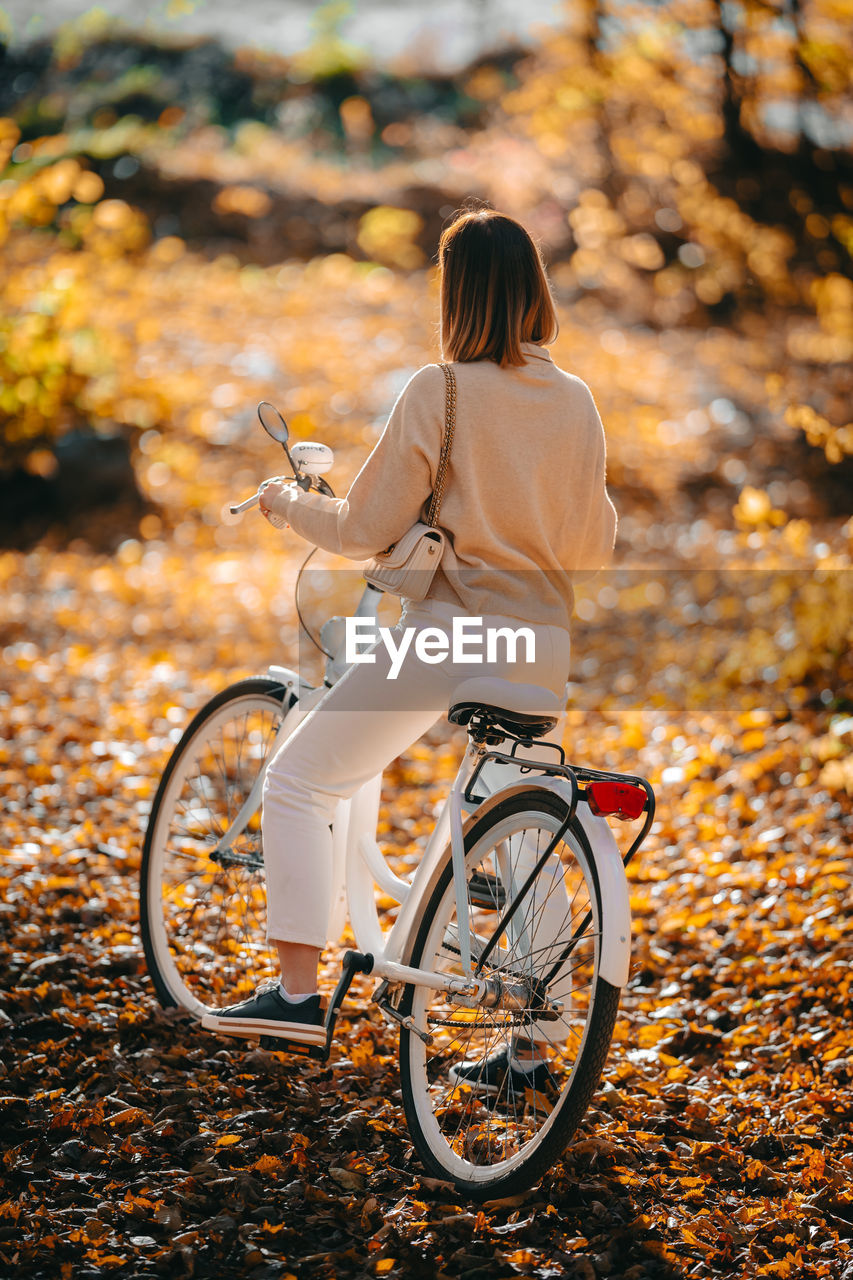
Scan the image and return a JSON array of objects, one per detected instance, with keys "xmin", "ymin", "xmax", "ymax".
[{"xmin": 1, "ymin": 5, "xmax": 852, "ymax": 1278}]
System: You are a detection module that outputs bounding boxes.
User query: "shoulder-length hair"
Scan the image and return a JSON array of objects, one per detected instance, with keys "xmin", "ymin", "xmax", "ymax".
[{"xmin": 438, "ymin": 209, "xmax": 559, "ymax": 368}]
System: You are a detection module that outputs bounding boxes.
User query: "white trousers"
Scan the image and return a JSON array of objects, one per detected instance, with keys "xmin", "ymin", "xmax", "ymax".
[{"xmin": 262, "ymin": 600, "xmax": 571, "ymax": 949}]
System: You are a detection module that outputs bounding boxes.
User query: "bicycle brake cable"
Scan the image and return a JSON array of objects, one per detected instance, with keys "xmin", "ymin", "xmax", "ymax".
[{"xmin": 295, "ymin": 545, "xmax": 334, "ymax": 659}]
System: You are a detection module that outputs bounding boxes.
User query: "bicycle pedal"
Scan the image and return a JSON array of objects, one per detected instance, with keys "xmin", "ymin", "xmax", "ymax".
[
  {"xmin": 467, "ymin": 871, "xmax": 506, "ymax": 909},
  {"xmin": 258, "ymin": 1034, "xmax": 328, "ymax": 1061}
]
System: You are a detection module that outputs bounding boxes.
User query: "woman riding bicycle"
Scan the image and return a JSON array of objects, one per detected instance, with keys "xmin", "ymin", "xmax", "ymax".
[{"xmin": 202, "ymin": 208, "xmax": 617, "ymax": 1094}]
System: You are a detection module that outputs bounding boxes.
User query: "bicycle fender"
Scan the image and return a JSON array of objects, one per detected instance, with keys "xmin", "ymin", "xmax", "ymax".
[
  {"xmin": 574, "ymin": 802, "xmax": 632, "ymax": 988},
  {"xmin": 267, "ymin": 664, "xmax": 314, "ymax": 698},
  {"xmin": 516, "ymin": 776, "xmax": 631, "ymax": 988},
  {"xmin": 417, "ymin": 776, "xmax": 631, "ymax": 989}
]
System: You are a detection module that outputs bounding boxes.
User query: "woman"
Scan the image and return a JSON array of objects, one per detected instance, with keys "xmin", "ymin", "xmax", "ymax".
[{"xmin": 202, "ymin": 209, "xmax": 617, "ymax": 1089}]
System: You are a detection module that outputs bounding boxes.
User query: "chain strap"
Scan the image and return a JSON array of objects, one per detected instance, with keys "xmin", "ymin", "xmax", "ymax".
[{"xmin": 426, "ymin": 362, "xmax": 456, "ymax": 528}]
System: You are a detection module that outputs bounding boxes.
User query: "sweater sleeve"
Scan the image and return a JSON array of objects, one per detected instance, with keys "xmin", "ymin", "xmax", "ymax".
[
  {"xmin": 564, "ymin": 385, "xmax": 618, "ymax": 572},
  {"xmin": 265, "ymin": 364, "xmax": 444, "ymax": 560}
]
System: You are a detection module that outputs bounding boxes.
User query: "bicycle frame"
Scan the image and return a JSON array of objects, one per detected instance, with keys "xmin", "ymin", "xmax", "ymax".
[{"xmin": 209, "ymin": 581, "xmax": 637, "ymax": 1002}]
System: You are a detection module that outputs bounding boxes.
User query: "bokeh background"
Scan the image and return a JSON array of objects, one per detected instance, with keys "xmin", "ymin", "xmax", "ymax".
[
  {"xmin": 1, "ymin": 0, "xmax": 851, "ymax": 783},
  {"xmin": 1, "ymin": 3, "xmax": 852, "ymax": 1277}
]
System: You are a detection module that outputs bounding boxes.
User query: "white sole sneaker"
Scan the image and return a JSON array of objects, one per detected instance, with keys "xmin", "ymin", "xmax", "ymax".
[
  {"xmin": 200, "ymin": 987, "xmax": 326, "ymax": 1046},
  {"xmin": 200, "ymin": 1012, "xmax": 326, "ymax": 1045}
]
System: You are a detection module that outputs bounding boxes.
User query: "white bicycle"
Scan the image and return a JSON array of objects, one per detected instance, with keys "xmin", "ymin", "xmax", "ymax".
[{"xmin": 140, "ymin": 402, "xmax": 655, "ymax": 1198}]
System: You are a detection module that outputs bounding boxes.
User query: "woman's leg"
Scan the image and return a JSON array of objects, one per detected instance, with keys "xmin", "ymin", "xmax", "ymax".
[
  {"xmin": 262, "ymin": 627, "xmax": 449, "ymax": 976},
  {"xmin": 201, "ymin": 625, "xmax": 449, "ymax": 1040}
]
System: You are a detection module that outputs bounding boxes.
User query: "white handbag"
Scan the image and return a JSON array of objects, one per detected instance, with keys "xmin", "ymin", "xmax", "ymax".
[{"xmin": 363, "ymin": 362, "xmax": 456, "ymax": 602}]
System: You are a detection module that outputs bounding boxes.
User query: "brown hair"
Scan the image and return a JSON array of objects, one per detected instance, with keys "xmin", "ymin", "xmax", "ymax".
[{"xmin": 438, "ymin": 209, "xmax": 559, "ymax": 368}]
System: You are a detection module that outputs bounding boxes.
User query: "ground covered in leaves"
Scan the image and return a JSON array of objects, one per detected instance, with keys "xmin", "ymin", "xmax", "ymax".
[
  {"xmin": 3, "ymin": 546, "xmax": 852, "ymax": 1279},
  {"xmin": 2, "ymin": 9, "xmax": 853, "ymax": 1280}
]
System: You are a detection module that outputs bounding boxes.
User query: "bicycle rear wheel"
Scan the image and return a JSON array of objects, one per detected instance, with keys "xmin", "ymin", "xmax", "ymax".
[
  {"xmin": 140, "ymin": 677, "xmax": 290, "ymax": 1015},
  {"xmin": 399, "ymin": 789, "xmax": 620, "ymax": 1199}
]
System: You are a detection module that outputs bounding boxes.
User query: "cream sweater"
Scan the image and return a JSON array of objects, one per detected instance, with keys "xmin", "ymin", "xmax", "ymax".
[{"xmin": 266, "ymin": 341, "xmax": 617, "ymax": 629}]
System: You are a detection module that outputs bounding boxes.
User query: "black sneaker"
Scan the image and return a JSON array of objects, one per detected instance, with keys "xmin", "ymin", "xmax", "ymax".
[
  {"xmin": 201, "ymin": 983, "xmax": 325, "ymax": 1046},
  {"xmin": 448, "ymin": 1046, "xmax": 557, "ymax": 1098}
]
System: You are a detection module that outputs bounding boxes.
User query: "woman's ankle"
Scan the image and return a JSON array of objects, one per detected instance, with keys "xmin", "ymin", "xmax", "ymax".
[{"xmin": 273, "ymin": 939, "xmax": 321, "ymax": 995}]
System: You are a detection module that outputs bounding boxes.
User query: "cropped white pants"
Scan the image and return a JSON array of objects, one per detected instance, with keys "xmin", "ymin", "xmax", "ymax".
[{"xmin": 262, "ymin": 600, "xmax": 571, "ymax": 949}]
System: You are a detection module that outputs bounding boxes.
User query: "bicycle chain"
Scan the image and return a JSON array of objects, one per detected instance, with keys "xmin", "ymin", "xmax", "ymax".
[{"xmin": 427, "ymin": 1014, "xmax": 527, "ymax": 1030}]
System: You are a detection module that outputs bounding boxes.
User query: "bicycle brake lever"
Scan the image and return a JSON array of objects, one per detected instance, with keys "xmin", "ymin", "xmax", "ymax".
[{"xmin": 229, "ymin": 492, "xmax": 261, "ymax": 514}]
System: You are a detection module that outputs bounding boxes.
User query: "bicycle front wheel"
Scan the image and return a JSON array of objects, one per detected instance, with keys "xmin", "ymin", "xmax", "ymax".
[
  {"xmin": 399, "ymin": 789, "xmax": 620, "ymax": 1199},
  {"xmin": 140, "ymin": 677, "xmax": 290, "ymax": 1015}
]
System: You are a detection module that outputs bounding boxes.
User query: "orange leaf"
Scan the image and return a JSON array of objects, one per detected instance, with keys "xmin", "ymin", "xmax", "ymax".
[{"xmin": 252, "ymin": 1154, "xmax": 285, "ymax": 1175}]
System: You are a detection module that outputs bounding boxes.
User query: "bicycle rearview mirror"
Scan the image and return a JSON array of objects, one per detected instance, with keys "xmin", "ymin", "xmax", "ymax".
[{"xmin": 257, "ymin": 401, "xmax": 289, "ymax": 444}]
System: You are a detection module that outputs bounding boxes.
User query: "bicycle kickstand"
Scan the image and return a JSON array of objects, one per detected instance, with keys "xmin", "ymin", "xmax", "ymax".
[{"xmin": 258, "ymin": 949, "xmax": 374, "ymax": 1062}]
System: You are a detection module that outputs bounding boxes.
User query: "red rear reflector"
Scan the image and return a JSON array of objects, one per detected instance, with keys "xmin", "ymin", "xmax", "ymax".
[{"xmin": 586, "ymin": 781, "xmax": 646, "ymax": 821}]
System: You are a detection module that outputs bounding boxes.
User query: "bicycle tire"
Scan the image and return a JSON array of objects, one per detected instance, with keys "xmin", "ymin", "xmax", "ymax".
[
  {"xmin": 140, "ymin": 676, "xmax": 291, "ymax": 1015},
  {"xmin": 399, "ymin": 788, "xmax": 620, "ymax": 1199}
]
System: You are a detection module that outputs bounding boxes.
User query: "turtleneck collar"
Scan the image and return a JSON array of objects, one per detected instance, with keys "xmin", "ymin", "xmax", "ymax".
[{"xmin": 520, "ymin": 341, "xmax": 553, "ymax": 363}]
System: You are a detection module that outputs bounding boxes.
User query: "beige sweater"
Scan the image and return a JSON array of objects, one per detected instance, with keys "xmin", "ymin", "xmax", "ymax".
[{"xmin": 266, "ymin": 341, "xmax": 617, "ymax": 629}]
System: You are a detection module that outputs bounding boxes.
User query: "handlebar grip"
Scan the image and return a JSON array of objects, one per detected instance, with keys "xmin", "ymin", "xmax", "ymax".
[{"xmin": 229, "ymin": 493, "xmax": 261, "ymax": 514}]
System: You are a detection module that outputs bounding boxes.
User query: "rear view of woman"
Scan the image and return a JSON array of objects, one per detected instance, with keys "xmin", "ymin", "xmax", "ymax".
[{"xmin": 202, "ymin": 208, "xmax": 617, "ymax": 1094}]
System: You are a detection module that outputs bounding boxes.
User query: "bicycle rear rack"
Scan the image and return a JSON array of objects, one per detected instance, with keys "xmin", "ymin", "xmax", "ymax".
[{"xmin": 464, "ymin": 740, "xmax": 656, "ymax": 870}]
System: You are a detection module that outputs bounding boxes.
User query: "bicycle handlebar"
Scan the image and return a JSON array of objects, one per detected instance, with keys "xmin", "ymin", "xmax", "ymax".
[{"xmin": 229, "ymin": 472, "xmax": 335, "ymax": 517}]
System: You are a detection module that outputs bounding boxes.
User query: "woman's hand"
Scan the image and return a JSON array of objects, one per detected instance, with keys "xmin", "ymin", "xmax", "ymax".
[{"xmin": 258, "ymin": 477, "xmax": 293, "ymax": 524}]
